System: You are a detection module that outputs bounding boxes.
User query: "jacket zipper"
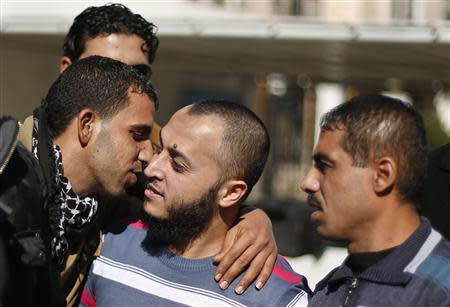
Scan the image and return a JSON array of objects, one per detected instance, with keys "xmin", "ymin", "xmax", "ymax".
[
  {"xmin": 342, "ymin": 277, "xmax": 359, "ymax": 307},
  {"xmin": 0, "ymin": 122, "xmax": 20, "ymax": 174}
]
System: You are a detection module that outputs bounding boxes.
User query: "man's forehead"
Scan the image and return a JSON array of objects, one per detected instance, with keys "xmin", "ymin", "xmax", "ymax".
[
  {"xmin": 115, "ymin": 91, "xmax": 155, "ymax": 122},
  {"xmin": 163, "ymin": 111, "xmax": 223, "ymax": 156},
  {"xmin": 314, "ymin": 129, "xmax": 345, "ymax": 157},
  {"xmin": 179, "ymin": 113, "xmax": 223, "ymax": 135},
  {"xmin": 81, "ymin": 33, "xmax": 149, "ymax": 65},
  {"xmin": 128, "ymin": 89, "xmax": 155, "ymax": 106}
]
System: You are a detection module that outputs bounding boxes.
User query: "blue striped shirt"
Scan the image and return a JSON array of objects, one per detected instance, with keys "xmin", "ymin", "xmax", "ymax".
[{"xmin": 81, "ymin": 219, "xmax": 310, "ymax": 307}]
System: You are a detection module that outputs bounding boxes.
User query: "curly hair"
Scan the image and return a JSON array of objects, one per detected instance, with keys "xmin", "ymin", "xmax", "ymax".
[{"xmin": 63, "ymin": 3, "xmax": 159, "ymax": 64}]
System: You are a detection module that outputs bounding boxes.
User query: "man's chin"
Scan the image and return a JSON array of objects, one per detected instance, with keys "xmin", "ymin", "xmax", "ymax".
[
  {"xmin": 317, "ymin": 227, "xmax": 348, "ymax": 244},
  {"xmin": 96, "ymin": 185, "xmax": 125, "ymax": 200},
  {"xmin": 142, "ymin": 201, "xmax": 164, "ymax": 217},
  {"xmin": 140, "ymin": 207, "xmax": 167, "ymax": 224}
]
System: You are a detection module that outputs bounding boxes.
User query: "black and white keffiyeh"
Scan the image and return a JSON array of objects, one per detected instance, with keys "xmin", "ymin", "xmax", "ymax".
[{"xmin": 32, "ymin": 117, "xmax": 98, "ymax": 261}]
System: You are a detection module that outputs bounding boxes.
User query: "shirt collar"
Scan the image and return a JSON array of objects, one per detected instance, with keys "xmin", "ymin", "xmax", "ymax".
[{"xmin": 322, "ymin": 217, "xmax": 432, "ymax": 288}]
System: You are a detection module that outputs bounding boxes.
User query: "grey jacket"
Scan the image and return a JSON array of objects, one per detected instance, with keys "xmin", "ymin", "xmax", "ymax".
[{"xmin": 309, "ymin": 218, "xmax": 450, "ymax": 307}]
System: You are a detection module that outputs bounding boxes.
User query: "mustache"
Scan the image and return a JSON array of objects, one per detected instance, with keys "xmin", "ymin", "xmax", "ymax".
[
  {"xmin": 146, "ymin": 178, "xmax": 163, "ymax": 196},
  {"xmin": 307, "ymin": 194, "xmax": 321, "ymax": 207}
]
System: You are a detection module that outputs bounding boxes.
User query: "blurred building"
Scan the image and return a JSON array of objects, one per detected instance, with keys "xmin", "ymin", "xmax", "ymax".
[{"xmin": 1, "ymin": 0, "xmax": 449, "ymax": 261}]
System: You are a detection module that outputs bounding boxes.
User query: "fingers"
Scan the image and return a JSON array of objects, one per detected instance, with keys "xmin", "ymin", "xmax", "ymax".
[
  {"xmin": 214, "ymin": 235, "xmax": 272, "ymax": 293},
  {"xmin": 216, "ymin": 243, "xmax": 277, "ymax": 294},
  {"xmin": 233, "ymin": 247, "xmax": 276, "ymax": 294},
  {"xmin": 214, "ymin": 228, "xmax": 251, "ymax": 282},
  {"xmin": 213, "ymin": 207, "xmax": 278, "ymax": 294},
  {"xmin": 255, "ymin": 252, "xmax": 277, "ymax": 290},
  {"xmin": 218, "ymin": 244, "xmax": 261, "ymax": 293}
]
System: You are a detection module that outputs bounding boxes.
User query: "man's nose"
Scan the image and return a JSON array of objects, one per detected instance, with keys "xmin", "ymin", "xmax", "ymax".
[
  {"xmin": 143, "ymin": 150, "xmax": 164, "ymax": 180},
  {"xmin": 138, "ymin": 139, "xmax": 154, "ymax": 165},
  {"xmin": 299, "ymin": 169, "xmax": 320, "ymax": 194}
]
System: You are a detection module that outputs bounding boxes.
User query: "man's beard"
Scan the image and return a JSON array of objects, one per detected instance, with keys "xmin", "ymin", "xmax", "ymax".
[{"xmin": 140, "ymin": 183, "xmax": 220, "ymax": 254}]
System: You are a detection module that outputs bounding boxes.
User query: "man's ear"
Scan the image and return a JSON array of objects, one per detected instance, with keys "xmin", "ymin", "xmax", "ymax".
[
  {"xmin": 372, "ymin": 157, "xmax": 397, "ymax": 195},
  {"xmin": 59, "ymin": 56, "xmax": 73, "ymax": 74},
  {"xmin": 217, "ymin": 180, "xmax": 248, "ymax": 209},
  {"xmin": 77, "ymin": 109, "xmax": 97, "ymax": 147}
]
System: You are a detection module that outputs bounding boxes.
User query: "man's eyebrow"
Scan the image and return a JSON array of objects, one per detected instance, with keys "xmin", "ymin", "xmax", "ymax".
[
  {"xmin": 159, "ymin": 131, "xmax": 192, "ymax": 168},
  {"xmin": 130, "ymin": 124, "xmax": 152, "ymax": 135},
  {"xmin": 313, "ymin": 153, "xmax": 332, "ymax": 164},
  {"xmin": 167, "ymin": 147, "xmax": 192, "ymax": 168}
]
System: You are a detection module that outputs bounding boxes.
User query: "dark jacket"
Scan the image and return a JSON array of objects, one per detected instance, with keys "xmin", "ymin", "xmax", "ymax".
[
  {"xmin": 17, "ymin": 114, "xmax": 102, "ymax": 307},
  {"xmin": 422, "ymin": 143, "xmax": 450, "ymax": 240},
  {"xmin": 12, "ymin": 107, "xmax": 160, "ymax": 306},
  {"xmin": 309, "ymin": 218, "xmax": 450, "ymax": 307},
  {"xmin": 0, "ymin": 117, "xmax": 65, "ymax": 307},
  {"xmin": 16, "ymin": 114, "xmax": 152, "ymax": 306}
]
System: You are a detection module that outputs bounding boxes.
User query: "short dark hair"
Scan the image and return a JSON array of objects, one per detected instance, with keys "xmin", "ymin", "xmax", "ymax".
[
  {"xmin": 63, "ymin": 3, "xmax": 159, "ymax": 64},
  {"xmin": 187, "ymin": 100, "xmax": 270, "ymax": 200},
  {"xmin": 44, "ymin": 55, "xmax": 158, "ymax": 138},
  {"xmin": 320, "ymin": 94, "xmax": 427, "ymax": 206}
]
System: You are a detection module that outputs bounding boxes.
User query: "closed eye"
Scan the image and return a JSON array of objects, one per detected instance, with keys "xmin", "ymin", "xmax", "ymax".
[
  {"xmin": 315, "ymin": 161, "xmax": 329, "ymax": 173},
  {"xmin": 130, "ymin": 125, "xmax": 152, "ymax": 142},
  {"xmin": 313, "ymin": 154, "xmax": 332, "ymax": 173},
  {"xmin": 132, "ymin": 132, "xmax": 148, "ymax": 141},
  {"xmin": 171, "ymin": 159, "xmax": 186, "ymax": 173}
]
